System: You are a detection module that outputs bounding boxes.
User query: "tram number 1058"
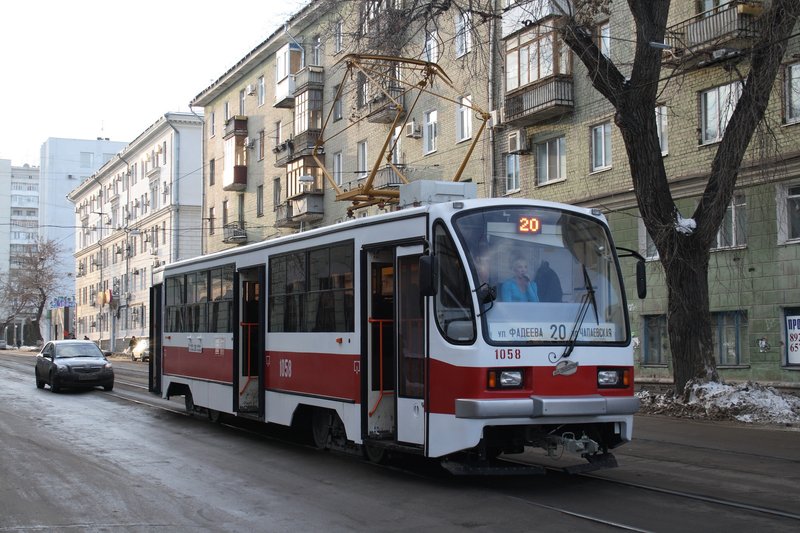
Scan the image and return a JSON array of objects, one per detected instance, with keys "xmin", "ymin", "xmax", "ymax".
[{"xmin": 495, "ymin": 349, "xmax": 521, "ymax": 360}]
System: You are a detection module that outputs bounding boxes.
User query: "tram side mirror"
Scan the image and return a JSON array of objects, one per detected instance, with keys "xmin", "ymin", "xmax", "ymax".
[
  {"xmin": 419, "ymin": 255, "xmax": 438, "ymax": 296},
  {"xmin": 636, "ymin": 260, "xmax": 647, "ymax": 299}
]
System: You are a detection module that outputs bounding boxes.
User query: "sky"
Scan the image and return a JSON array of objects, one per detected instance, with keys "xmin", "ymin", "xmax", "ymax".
[{"xmin": 0, "ymin": 0, "xmax": 309, "ymax": 167}]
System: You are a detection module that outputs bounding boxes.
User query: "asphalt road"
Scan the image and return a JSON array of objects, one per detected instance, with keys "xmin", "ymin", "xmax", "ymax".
[{"xmin": 1, "ymin": 350, "xmax": 798, "ymax": 532}]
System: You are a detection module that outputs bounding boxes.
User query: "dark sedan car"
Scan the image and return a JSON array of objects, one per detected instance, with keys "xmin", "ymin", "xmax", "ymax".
[{"xmin": 35, "ymin": 340, "xmax": 114, "ymax": 392}]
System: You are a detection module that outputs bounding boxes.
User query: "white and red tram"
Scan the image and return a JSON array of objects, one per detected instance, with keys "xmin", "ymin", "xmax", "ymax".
[{"xmin": 149, "ymin": 187, "xmax": 642, "ymax": 472}]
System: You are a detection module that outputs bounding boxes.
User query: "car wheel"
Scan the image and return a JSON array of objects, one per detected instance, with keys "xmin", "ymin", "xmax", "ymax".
[
  {"xmin": 35, "ymin": 369, "xmax": 45, "ymax": 389},
  {"xmin": 49, "ymin": 372, "xmax": 61, "ymax": 393},
  {"xmin": 103, "ymin": 381, "xmax": 114, "ymax": 391}
]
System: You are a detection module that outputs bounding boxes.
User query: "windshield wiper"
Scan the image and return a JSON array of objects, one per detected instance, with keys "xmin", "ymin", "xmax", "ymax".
[
  {"xmin": 475, "ymin": 282, "xmax": 496, "ymax": 317},
  {"xmin": 559, "ymin": 265, "xmax": 599, "ymax": 361}
]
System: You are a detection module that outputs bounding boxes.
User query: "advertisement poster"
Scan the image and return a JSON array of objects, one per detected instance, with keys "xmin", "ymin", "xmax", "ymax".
[{"xmin": 787, "ymin": 311, "xmax": 800, "ymax": 365}]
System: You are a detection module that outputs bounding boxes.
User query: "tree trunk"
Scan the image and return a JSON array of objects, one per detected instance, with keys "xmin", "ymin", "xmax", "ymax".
[{"xmin": 663, "ymin": 241, "xmax": 719, "ymax": 394}]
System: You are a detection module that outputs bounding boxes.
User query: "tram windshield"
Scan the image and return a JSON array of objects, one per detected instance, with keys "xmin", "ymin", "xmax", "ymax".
[{"xmin": 453, "ymin": 207, "xmax": 627, "ymax": 344}]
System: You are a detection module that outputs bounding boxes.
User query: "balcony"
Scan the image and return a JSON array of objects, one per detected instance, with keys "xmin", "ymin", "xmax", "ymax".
[
  {"xmin": 504, "ymin": 75, "xmax": 574, "ymax": 127},
  {"xmin": 366, "ymin": 86, "xmax": 406, "ymax": 124},
  {"xmin": 274, "ymin": 75, "xmax": 296, "ymax": 108},
  {"xmin": 363, "ymin": 8, "xmax": 409, "ymax": 53},
  {"xmin": 275, "ymin": 201, "xmax": 300, "ymax": 228},
  {"xmin": 342, "ymin": 164, "xmax": 408, "ymax": 192},
  {"xmin": 290, "ymin": 191, "xmax": 324, "ymax": 223},
  {"xmin": 664, "ymin": 1, "xmax": 762, "ymax": 68},
  {"xmin": 294, "ymin": 65, "xmax": 324, "ymax": 95},
  {"xmin": 223, "ymin": 115, "xmax": 248, "ymax": 139},
  {"xmin": 222, "ymin": 221, "xmax": 248, "ymax": 244},
  {"xmin": 273, "ymin": 130, "xmax": 322, "ymax": 167}
]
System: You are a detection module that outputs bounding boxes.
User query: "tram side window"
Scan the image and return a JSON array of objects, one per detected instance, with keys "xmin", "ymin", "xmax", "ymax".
[
  {"xmin": 186, "ymin": 272, "xmax": 208, "ymax": 332},
  {"xmin": 209, "ymin": 266, "xmax": 234, "ymax": 333},
  {"xmin": 165, "ymin": 276, "xmax": 185, "ymax": 332},
  {"xmin": 269, "ymin": 242, "xmax": 354, "ymax": 332},
  {"xmin": 434, "ymin": 223, "xmax": 476, "ymax": 343}
]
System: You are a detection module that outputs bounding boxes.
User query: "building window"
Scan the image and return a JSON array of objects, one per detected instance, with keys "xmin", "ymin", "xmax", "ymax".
[
  {"xmin": 273, "ymin": 178, "xmax": 282, "ymax": 209},
  {"xmin": 786, "ymin": 62, "xmax": 800, "ymax": 124},
  {"xmin": 643, "ymin": 315, "xmax": 668, "ymax": 365},
  {"xmin": 597, "ymin": 21, "xmax": 610, "ymax": 57},
  {"xmin": 357, "ymin": 141, "xmax": 368, "ymax": 178},
  {"xmin": 712, "ymin": 311, "xmax": 747, "ymax": 366},
  {"xmin": 275, "ymin": 121, "xmax": 282, "ymax": 146},
  {"xmin": 391, "ymin": 126, "xmax": 402, "ymax": 165},
  {"xmin": 310, "ymin": 35, "xmax": 322, "ymax": 66},
  {"xmin": 455, "ymin": 10, "xmax": 472, "ymax": 57},
  {"xmin": 714, "ymin": 194, "xmax": 746, "ymax": 249},
  {"xmin": 210, "ymin": 111, "xmax": 216, "ymax": 137},
  {"xmin": 257, "ymin": 76, "xmax": 266, "ymax": 107},
  {"xmin": 238, "ymin": 194, "xmax": 245, "ymax": 224},
  {"xmin": 506, "ymin": 153, "xmax": 520, "ymax": 193},
  {"xmin": 258, "ymin": 130, "xmax": 266, "ymax": 161},
  {"xmin": 505, "ymin": 27, "xmax": 570, "ymax": 92},
  {"xmin": 780, "ymin": 184, "xmax": 800, "ymax": 243},
  {"xmin": 656, "ymin": 105, "xmax": 668, "ymax": 155},
  {"xmin": 456, "ymin": 95, "xmax": 472, "ymax": 142},
  {"xmin": 224, "ymin": 101, "xmax": 230, "ymax": 121},
  {"xmin": 295, "ymin": 89, "xmax": 323, "ymax": 134},
  {"xmin": 80, "ymin": 152, "xmax": 94, "ymax": 168},
  {"xmin": 335, "ymin": 19, "xmax": 344, "ymax": 53},
  {"xmin": 209, "ymin": 207, "xmax": 215, "ymax": 235},
  {"xmin": 701, "ymin": 81, "xmax": 742, "ymax": 144},
  {"xmin": 333, "ymin": 151, "xmax": 343, "ymax": 186},
  {"xmin": 424, "ymin": 109, "xmax": 438, "ymax": 154},
  {"xmin": 222, "ymin": 200, "xmax": 229, "ymax": 226},
  {"xmin": 333, "ymin": 85, "xmax": 343, "ymax": 121},
  {"xmin": 257, "ymin": 185, "xmax": 264, "ymax": 217},
  {"xmin": 356, "ymin": 73, "xmax": 369, "ymax": 108},
  {"xmin": 425, "ymin": 30, "xmax": 439, "ymax": 63},
  {"xmin": 239, "ymin": 89, "xmax": 246, "ymax": 115},
  {"xmin": 209, "ymin": 158, "xmax": 215, "ymax": 186},
  {"xmin": 535, "ymin": 136, "xmax": 565, "ymax": 185},
  {"xmin": 591, "ymin": 121, "xmax": 612, "ymax": 172}
]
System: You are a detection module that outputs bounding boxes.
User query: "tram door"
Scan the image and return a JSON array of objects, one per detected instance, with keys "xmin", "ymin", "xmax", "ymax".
[
  {"xmin": 236, "ymin": 267, "xmax": 264, "ymax": 415},
  {"xmin": 366, "ymin": 245, "xmax": 425, "ymax": 446}
]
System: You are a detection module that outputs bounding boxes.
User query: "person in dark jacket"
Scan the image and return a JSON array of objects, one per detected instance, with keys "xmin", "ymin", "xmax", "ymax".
[{"xmin": 534, "ymin": 261, "xmax": 563, "ymax": 302}]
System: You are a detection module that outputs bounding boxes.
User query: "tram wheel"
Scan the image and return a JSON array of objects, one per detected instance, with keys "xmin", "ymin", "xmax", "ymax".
[
  {"xmin": 363, "ymin": 443, "xmax": 387, "ymax": 464},
  {"xmin": 311, "ymin": 409, "xmax": 332, "ymax": 450}
]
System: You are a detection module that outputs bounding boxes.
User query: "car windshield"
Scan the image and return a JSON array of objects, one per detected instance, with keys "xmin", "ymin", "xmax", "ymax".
[
  {"xmin": 55, "ymin": 344, "xmax": 103, "ymax": 358},
  {"xmin": 454, "ymin": 206, "xmax": 628, "ymax": 345}
]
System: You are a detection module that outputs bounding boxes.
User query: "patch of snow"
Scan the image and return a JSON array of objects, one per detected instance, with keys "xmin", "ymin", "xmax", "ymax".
[
  {"xmin": 675, "ymin": 213, "xmax": 696, "ymax": 235},
  {"xmin": 637, "ymin": 381, "xmax": 800, "ymax": 426}
]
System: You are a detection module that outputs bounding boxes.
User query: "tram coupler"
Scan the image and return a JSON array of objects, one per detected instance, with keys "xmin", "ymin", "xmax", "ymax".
[{"xmin": 560, "ymin": 432, "xmax": 600, "ymax": 455}]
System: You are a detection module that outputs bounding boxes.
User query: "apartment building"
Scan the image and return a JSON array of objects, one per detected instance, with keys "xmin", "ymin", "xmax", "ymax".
[
  {"xmin": 498, "ymin": 0, "xmax": 800, "ymax": 386},
  {"xmin": 67, "ymin": 112, "xmax": 203, "ymax": 351},
  {"xmin": 191, "ymin": 0, "xmax": 495, "ymax": 253}
]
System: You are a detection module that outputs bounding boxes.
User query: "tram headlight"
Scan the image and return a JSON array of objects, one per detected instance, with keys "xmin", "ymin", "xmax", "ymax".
[
  {"xmin": 597, "ymin": 368, "xmax": 630, "ymax": 388},
  {"xmin": 488, "ymin": 369, "xmax": 523, "ymax": 389}
]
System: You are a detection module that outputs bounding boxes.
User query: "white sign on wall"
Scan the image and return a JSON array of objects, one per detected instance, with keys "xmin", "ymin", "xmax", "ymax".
[{"xmin": 786, "ymin": 312, "xmax": 800, "ymax": 365}]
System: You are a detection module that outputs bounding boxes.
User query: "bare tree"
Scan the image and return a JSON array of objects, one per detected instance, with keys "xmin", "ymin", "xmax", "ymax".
[
  {"xmin": 0, "ymin": 272, "xmax": 36, "ymax": 341},
  {"xmin": 558, "ymin": 0, "xmax": 800, "ymax": 392},
  {"xmin": 6, "ymin": 238, "xmax": 63, "ymax": 343}
]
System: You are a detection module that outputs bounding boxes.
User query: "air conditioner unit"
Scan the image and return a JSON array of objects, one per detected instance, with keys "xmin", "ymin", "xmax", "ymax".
[
  {"xmin": 405, "ymin": 120, "xmax": 421, "ymax": 138},
  {"xmin": 244, "ymin": 137, "xmax": 255, "ymax": 149},
  {"xmin": 508, "ymin": 129, "xmax": 528, "ymax": 154},
  {"xmin": 246, "ymin": 84, "xmax": 256, "ymax": 95},
  {"xmin": 490, "ymin": 108, "xmax": 504, "ymax": 128}
]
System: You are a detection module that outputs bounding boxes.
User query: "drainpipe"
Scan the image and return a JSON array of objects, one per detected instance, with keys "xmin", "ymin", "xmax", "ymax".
[{"xmin": 166, "ymin": 115, "xmax": 181, "ymax": 264}]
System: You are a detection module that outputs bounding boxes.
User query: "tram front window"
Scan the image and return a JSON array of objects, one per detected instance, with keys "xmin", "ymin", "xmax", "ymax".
[{"xmin": 454, "ymin": 208, "xmax": 628, "ymax": 345}]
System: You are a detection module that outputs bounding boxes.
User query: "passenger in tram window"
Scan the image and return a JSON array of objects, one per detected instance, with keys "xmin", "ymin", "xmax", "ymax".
[
  {"xmin": 534, "ymin": 261, "xmax": 563, "ymax": 303},
  {"xmin": 499, "ymin": 256, "xmax": 539, "ymax": 302}
]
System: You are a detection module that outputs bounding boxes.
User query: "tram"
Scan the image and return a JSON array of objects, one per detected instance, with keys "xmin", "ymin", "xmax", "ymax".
[{"xmin": 149, "ymin": 182, "xmax": 643, "ymax": 473}]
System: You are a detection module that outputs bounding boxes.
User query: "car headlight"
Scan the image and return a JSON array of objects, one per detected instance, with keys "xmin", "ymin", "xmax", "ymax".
[
  {"xmin": 104, "ymin": 362, "xmax": 113, "ymax": 370},
  {"xmin": 57, "ymin": 365, "xmax": 70, "ymax": 373}
]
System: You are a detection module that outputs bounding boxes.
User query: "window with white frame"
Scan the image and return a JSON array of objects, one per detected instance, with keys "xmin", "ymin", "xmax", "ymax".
[
  {"xmin": 643, "ymin": 226, "xmax": 659, "ymax": 260},
  {"xmin": 273, "ymin": 178, "xmax": 281, "ymax": 209},
  {"xmin": 210, "ymin": 111, "xmax": 216, "ymax": 137},
  {"xmin": 333, "ymin": 151, "xmax": 343, "ymax": 186},
  {"xmin": 357, "ymin": 140, "xmax": 368, "ymax": 178},
  {"xmin": 257, "ymin": 76, "xmax": 265, "ymax": 106},
  {"xmin": 506, "ymin": 153, "xmax": 520, "ymax": 192},
  {"xmin": 505, "ymin": 26, "xmax": 570, "ymax": 92},
  {"xmin": 714, "ymin": 194, "xmax": 746, "ymax": 249},
  {"xmin": 424, "ymin": 110, "xmax": 438, "ymax": 154},
  {"xmin": 335, "ymin": 19, "xmax": 344, "ymax": 53},
  {"xmin": 591, "ymin": 121, "xmax": 612, "ymax": 171},
  {"xmin": 455, "ymin": 10, "xmax": 472, "ymax": 57},
  {"xmin": 712, "ymin": 311, "xmax": 747, "ymax": 366},
  {"xmin": 701, "ymin": 81, "xmax": 742, "ymax": 144},
  {"xmin": 656, "ymin": 105, "xmax": 668, "ymax": 155},
  {"xmin": 597, "ymin": 21, "xmax": 610, "ymax": 57},
  {"xmin": 224, "ymin": 101, "xmax": 230, "ymax": 121},
  {"xmin": 786, "ymin": 62, "xmax": 800, "ymax": 124},
  {"xmin": 310, "ymin": 36, "xmax": 322, "ymax": 66},
  {"xmin": 535, "ymin": 136, "xmax": 565, "ymax": 185},
  {"xmin": 643, "ymin": 315, "xmax": 668, "ymax": 365},
  {"xmin": 257, "ymin": 185, "xmax": 264, "ymax": 217},
  {"xmin": 391, "ymin": 126, "xmax": 403, "ymax": 165},
  {"xmin": 456, "ymin": 95, "xmax": 472, "ymax": 142},
  {"xmin": 425, "ymin": 30, "xmax": 439, "ymax": 63},
  {"xmin": 333, "ymin": 85, "xmax": 343, "ymax": 121},
  {"xmin": 784, "ymin": 184, "xmax": 800, "ymax": 242},
  {"xmin": 239, "ymin": 89, "xmax": 246, "ymax": 115}
]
